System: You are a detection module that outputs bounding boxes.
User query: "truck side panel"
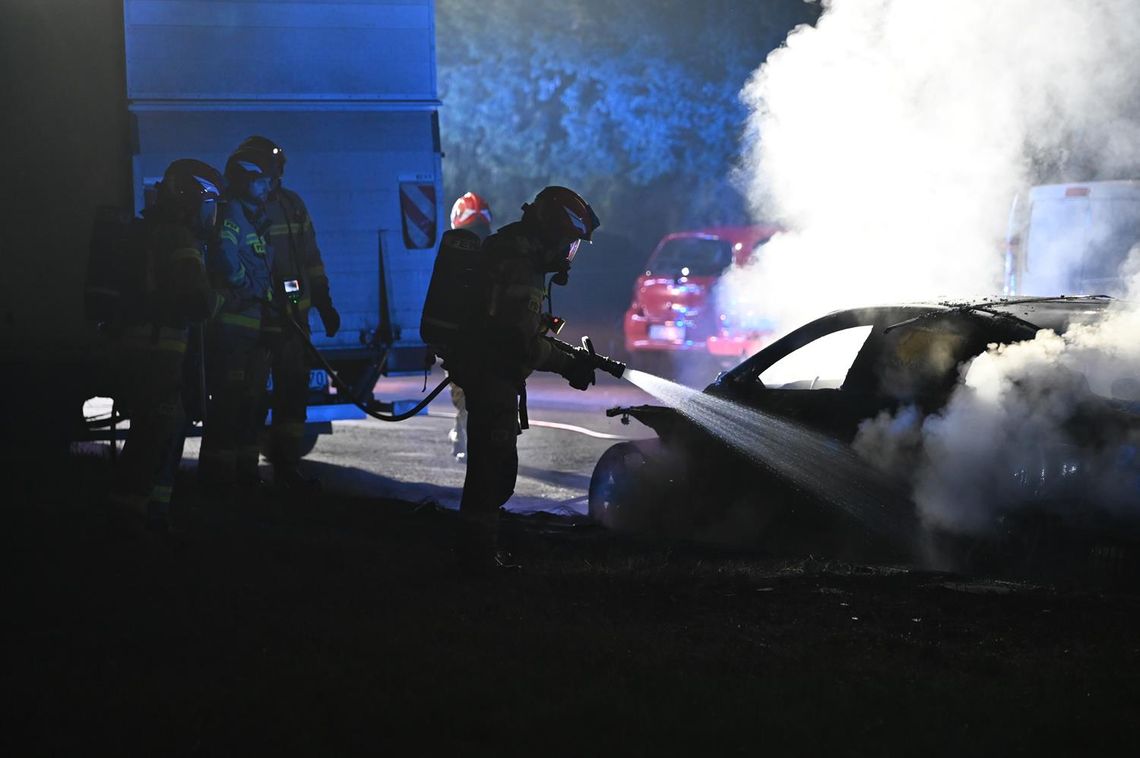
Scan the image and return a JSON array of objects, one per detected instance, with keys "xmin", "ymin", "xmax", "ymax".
[
  {"xmin": 124, "ymin": 0, "xmax": 436, "ymax": 100},
  {"xmin": 130, "ymin": 109, "xmax": 439, "ymax": 351},
  {"xmin": 124, "ymin": 0, "xmax": 443, "ymax": 355}
]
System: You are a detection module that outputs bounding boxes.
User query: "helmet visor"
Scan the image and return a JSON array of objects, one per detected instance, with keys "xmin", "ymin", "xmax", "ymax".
[
  {"xmin": 565, "ymin": 238, "xmax": 581, "ymax": 263},
  {"xmin": 199, "ymin": 198, "xmax": 218, "ymax": 232}
]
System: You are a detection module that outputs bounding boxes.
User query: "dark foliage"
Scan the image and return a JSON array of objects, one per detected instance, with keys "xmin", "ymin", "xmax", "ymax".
[{"xmin": 437, "ymin": 0, "xmax": 821, "ymax": 253}]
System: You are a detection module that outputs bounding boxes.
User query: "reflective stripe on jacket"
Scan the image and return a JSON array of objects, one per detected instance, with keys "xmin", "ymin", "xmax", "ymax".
[
  {"xmin": 209, "ymin": 200, "xmax": 272, "ymax": 332},
  {"xmin": 263, "ymin": 187, "xmax": 331, "ymax": 325}
]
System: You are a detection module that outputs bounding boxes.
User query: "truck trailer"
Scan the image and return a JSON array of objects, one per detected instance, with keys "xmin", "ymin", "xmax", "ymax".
[{"xmin": 0, "ymin": 0, "xmax": 444, "ymax": 456}]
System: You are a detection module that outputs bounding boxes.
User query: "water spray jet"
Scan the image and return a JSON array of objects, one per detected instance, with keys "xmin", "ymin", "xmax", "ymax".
[{"xmin": 620, "ymin": 369, "xmax": 914, "ymax": 544}]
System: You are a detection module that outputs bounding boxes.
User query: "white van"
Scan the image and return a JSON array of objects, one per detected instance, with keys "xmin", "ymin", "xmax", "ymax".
[{"xmin": 1005, "ymin": 180, "xmax": 1140, "ymax": 296}]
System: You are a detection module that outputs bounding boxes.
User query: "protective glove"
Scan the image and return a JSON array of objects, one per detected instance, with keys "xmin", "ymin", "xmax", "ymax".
[
  {"xmin": 562, "ymin": 351, "xmax": 596, "ymax": 391},
  {"xmin": 317, "ymin": 304, "xmax": 341, "ymax": 338}
]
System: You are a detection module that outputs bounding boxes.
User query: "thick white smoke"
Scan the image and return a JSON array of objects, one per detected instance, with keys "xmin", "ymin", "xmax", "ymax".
[
  {"xmin": 726, "ymin": 0, "xmax": 1140, "ymax": 330},
  {"xmin": 852, "ymin": 251, "xmax": 1140, "ymax": 538},
  {"xmin": 915, "ymin": 260, "xmax": 1140, "ymax": 535},
  {"xmin": 734, "ymin": 0, "xmax": 1140, "ymax": 543}
]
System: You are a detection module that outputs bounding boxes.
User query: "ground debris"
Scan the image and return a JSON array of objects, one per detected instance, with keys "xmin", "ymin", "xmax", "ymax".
[
  {"xmin": 8, "ymin": 452, "xmax": 1140, "ymax": 753},
  {"xmin": 934, "ymin": 579, "xmax": 1038, "ymax": 595}
]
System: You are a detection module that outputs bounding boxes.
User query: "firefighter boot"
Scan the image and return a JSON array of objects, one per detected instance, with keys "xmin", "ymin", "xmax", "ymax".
[
  {"xmin": 453, "ymin": 516, "xmax": 519, "ymax": 575},
  {"xmin": 235, "ymin": 447, "xmax": 267, "ymax": 491},
  {"xmin": 274, "ymin": 464, "xmax": 321, "ymax": 493}
]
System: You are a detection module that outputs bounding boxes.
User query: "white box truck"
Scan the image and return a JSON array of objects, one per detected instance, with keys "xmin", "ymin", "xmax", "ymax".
[
  {"xmin": 1005, "ymin": 180, "xmax": 1140, "ymax": 297},
  {"xmin": 0, "ymin": 0, "xmax": 444, "ymax": 453}
]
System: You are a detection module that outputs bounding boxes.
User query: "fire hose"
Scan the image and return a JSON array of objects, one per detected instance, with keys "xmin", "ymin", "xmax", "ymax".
[
  {"xmin": 283, "ymin": 312, "xmax": 452, "ymax": 422},
  {"xmin": 285, "ymin": 314, "xmax": 625, "ymax": 423},
  {"xmin": 86, "ymin": 313, "xmax": 627, "ymax": 428}
]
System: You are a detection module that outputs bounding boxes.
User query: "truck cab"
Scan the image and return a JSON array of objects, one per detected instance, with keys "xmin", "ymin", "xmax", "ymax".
[{"xmin": 1006, "ymin": 180, "xmax": 1140, "ymax": 296}]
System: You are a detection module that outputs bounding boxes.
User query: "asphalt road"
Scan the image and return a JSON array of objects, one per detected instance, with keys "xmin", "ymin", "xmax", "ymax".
[{"xmin": 176, "ymin": 371, "xmax": 661, "ymax": 516}]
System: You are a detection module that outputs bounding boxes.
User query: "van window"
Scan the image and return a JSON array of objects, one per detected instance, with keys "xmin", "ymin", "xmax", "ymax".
[
  {"xmin": 1025, "ymin": 194, "xmax": 1140, "ymax": 295},
  {"xmin": 1024, "ymin": 197, "xmax": 1089, "ymax": 294},
  {"xmin": 1082, "ymin": 199, "xmax": 1140, "ymax": 285},
  {"xmin": 648, "ymin": 237, "xmax": 733, "ymax": 277}
]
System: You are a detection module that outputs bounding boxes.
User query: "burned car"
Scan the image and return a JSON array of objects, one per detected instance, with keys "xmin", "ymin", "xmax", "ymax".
[{"xmin": 591, "ymin": 296, "xmax": 1140, "ymax": 568}]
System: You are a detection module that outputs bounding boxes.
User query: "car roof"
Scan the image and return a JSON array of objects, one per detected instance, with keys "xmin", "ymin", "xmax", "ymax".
[
  {"xmin": 721, "ymin": 296, "xmax": 1121, "ymax": 388},
  {"xmin": 657, "ymin": 225, "xmax": 781, "ymax": 249},
  {"xmin": 819, "ymin": 296, "xmax": 1116, "ymax": 333}
]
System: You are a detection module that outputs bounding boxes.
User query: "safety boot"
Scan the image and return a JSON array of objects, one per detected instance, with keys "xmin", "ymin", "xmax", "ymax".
[
  {"xmin": 273, "ymin": 464, "xmax": 321, "ymax": 493},
  {"xmin": 196, "ymin": 455, "xmax": 235, "ymax": 494},
  {"xmin": 453, "ymin": 518, "xmax": 520, "ymax": 576}
]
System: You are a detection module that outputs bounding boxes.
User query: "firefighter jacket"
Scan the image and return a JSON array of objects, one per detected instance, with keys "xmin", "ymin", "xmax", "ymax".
[
  {"xmin": 116, "ymin": 213, "xmax": 222, "ymax": 357},
  {"xmin": 471, "ymin": 221, "xmax": 575, "ymax": 383},
  {"xmin": 209, "ymin": 199, "xmax": 274, "ymax": 333},
  {"xmin": 263, "ymin": 187, "xmax": 332, "ymax": 327}
]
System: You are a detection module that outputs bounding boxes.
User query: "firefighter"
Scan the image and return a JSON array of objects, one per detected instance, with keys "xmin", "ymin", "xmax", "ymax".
[
  {"xmin": 108, "ymin": 159, "xmax": 225, "ymax": 531},
  {"xmin": 235, "ymin": 136, "xmax": 340, "ymax": 490},
  {"xmin": 447, "ymin": 186, "xmax": 601, "ymax": 570},
  {"xmin": 446, "ymin": 191, "xmax": 494, "ymax": 461},
  {"xmin": 199, "ymin": 149, "xmax": 275, "ymax": 490}
]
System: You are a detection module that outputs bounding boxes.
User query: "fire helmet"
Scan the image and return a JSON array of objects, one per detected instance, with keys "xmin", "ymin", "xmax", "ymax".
[
  {"xmin": 522, "ymin": 186, "xmax": 600, "ymax": 263},
  {"xmin": 224, "ymin": 148, "xmax": 274, "ymax": 200},
  {"xmin": 449, "ymin": 192, "xmax": 493, "ymax": 233},
  {"xmin": 237, "ymin": 135, "xmax": 286, "ymax": 179},
  {"xmin": 156, "ymin": 159, "xmax": 224, "ymax": 223}
]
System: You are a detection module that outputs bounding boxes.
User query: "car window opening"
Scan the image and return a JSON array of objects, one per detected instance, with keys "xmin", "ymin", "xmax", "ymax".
[
  {"xmin": 759, "ymin": 325, "xmax": 874, "ymax": 389},
  {"xmin": 648, "ymin": 237, "xmax": 734, "ymax": 277}
]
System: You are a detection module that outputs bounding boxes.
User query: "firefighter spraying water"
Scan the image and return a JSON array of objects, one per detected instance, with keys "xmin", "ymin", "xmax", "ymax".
[{"xmin": 420, "ymin": 185, "xmax": 624, "ymax": 570}]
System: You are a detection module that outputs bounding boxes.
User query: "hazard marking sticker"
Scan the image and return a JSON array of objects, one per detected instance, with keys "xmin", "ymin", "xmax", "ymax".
[{"xmin": 399, "ymin": 182, "xmax": 437, "ymax": 250}]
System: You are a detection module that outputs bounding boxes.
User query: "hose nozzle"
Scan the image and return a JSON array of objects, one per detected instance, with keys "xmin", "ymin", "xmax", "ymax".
[{"xmin": 580, "ymin": 336, "xmax": 626, "ymax": 379}]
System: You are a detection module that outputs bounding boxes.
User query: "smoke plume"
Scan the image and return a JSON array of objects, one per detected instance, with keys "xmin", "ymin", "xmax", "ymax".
[
  {"xmin": 726, "ymin": 0, "xmax": 1140, "ymax": 330},
  {"xmin": 732, "ymin": 0, "xmax": 1140, "ymax": 543},
  {"xmin": 851, "ymin": 252, "xmax": 1140, "ymax": 539}
]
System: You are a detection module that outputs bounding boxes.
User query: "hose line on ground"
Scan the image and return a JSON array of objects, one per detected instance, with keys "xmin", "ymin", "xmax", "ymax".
[{"xmin": 285, "ymin": 313, "xmax": 450, "ymax": 422}]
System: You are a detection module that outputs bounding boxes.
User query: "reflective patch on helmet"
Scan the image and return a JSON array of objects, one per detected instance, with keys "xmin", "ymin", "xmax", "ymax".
[
  {"xmin": 564, "ymin": 207, "xmax": 587, "ymax": 236},
  {"xmin": 237, "ymin": 160, "xmax": 263, "ymax": 174}
]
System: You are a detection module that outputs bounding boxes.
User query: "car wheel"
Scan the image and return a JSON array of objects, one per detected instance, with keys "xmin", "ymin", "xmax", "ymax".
[{"xmin": 589, "ymin": 441, "xmax": 653, "ymax": 531}]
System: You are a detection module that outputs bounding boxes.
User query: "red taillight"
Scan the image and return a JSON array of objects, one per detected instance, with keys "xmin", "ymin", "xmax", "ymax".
[{"xmin": 1065, "ymin": 186, "xmax": 1090, "ymax": 197}]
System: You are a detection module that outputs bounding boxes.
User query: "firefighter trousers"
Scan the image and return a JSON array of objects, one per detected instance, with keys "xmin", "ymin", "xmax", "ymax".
[
  {"xmin": 262, "ymin": 323, "xmax": 310, "ymax": 469},
  {"xmin": 457, "ymin": 373, "xmax": 522, "ymax": 534},
  {"xmin": 200, "ymin": 322, "xmax": 270, "ymax": 484},
  {"xmin": 109, "ymin": 347, "xmax": 187, "ymax": 514}
]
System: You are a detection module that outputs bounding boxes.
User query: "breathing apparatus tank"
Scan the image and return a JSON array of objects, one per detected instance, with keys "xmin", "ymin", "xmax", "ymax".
[{"xmin": 420, "ymin": 228, "xmax": 491, "ymax": 359}]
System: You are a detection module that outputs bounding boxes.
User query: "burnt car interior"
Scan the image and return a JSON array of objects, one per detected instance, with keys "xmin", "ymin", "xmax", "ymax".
[{"xmin": 712, "ymin": 306, "xmax": 1036, "ymax": 439}]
